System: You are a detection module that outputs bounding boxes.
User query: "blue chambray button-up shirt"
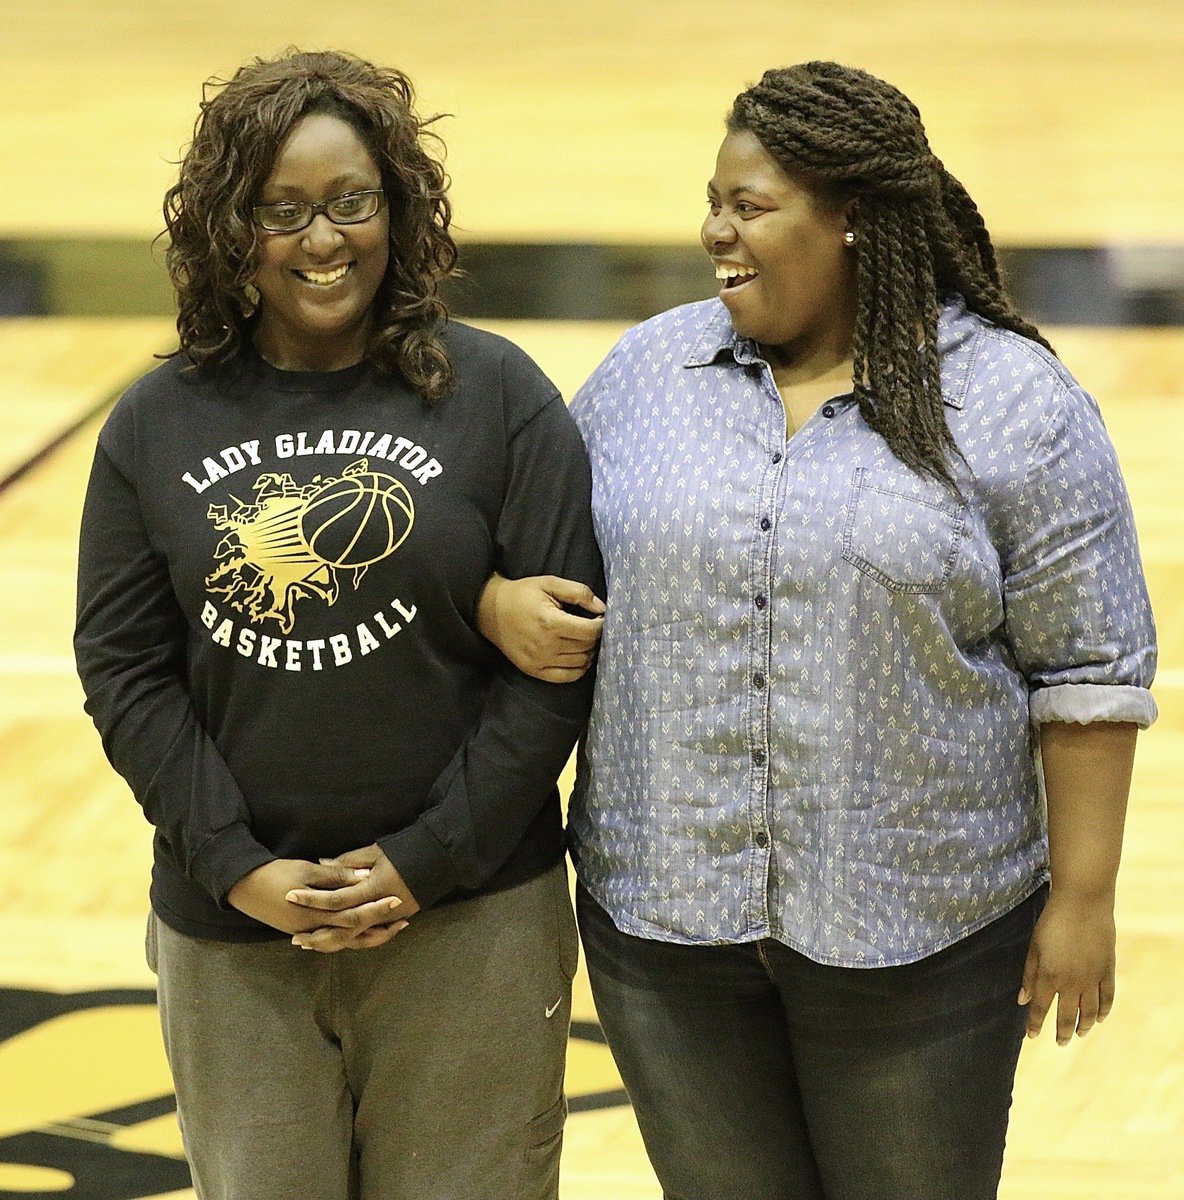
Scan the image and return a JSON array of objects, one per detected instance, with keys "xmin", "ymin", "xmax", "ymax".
[{"xmin": 568, "ymin": 296, "xmax": 1157, "ymax": 967}]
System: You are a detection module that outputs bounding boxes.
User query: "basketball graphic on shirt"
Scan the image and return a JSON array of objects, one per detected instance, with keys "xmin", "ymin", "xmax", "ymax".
[
  {"xmin": 204, "ymin": 457, "xmax": 416, "ymax": 633},
  {"xmin": 299, "ymin": 469, "xmax": 415, "ymax": 567}
]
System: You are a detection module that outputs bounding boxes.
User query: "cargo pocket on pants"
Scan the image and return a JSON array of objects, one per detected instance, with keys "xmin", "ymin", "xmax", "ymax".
[{"xmin": 517, "ymin": 1095, "xmax": 567, "ymax": 1200}]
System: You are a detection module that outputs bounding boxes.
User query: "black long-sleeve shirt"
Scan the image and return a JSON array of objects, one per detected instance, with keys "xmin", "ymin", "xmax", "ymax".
[{"xmin": 75, "ymin": 323, "xmax": 602, "ymax": 941}]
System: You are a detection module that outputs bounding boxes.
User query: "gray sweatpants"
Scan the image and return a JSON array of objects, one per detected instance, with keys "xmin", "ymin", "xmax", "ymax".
[{"xmin": 148, "ymin": 863, "xmax": 577, "ymax": 1200}]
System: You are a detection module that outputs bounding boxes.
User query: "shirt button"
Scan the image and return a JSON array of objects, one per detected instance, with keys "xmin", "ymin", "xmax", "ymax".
[
  {"xmin": 752, "ymin": 748, "xmax": 766, "ymax": 766},
  {"xmin": 822, "ymin": 405, "xmax": 835, "ymax": 418},
  {"xmin": 754, "ymin": 594, "xmax": 767, "ymax": 609},
  {"xmin": 755, "ymin": 830, "xmax": 770, "ymax": 849},
  {"xmin": 772, "ymin": 451, "xmax": 783, "ymax": 464},
  {"xmin": 760, "ymin": 516, "xmax": 771, "ymax": 531},
  {"xmin": 753, "ymin": 673, "xmax": 766, "ymax": 688}
]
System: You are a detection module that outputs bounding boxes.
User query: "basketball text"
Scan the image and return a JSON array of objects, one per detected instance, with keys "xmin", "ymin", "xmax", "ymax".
[{"xmin": 200, "ymin": 598, "xmax": 419, "ymax": 670}]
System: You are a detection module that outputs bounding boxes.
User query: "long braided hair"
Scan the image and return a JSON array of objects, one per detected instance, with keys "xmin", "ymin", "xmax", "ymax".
[
  {"xmin": 729, "ymin": 62, "xmax": 1051, "ymax": 487},
  {"xmin": 164, "ymin": 50, "xmax": 457, "ymax": 401}
]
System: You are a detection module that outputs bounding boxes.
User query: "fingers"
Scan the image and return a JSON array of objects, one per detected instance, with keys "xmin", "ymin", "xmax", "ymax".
[
  {"xmin": 293, "ymin": 918, "xmax": 408, "ymax": 953},
  {"xmin": 350, "ymin": 923, "xmax": 404, "ymax": 950},
  {"xmin": 536, "ymin": 665, "xmax": 593, "ymax": 683},
  {"xmin": 331, "ymin": 896, "xmax": 403, "ymax": 928},
  {"xmin": 1020, "ymin": 957, "xmax": 1071, "ymax": 1044},
  {"xmin": 322, "ymin": 846, "xmax": 381, "ymax": 869},
  {"xmin": 527, "ymin": 646, "xmax": 597, "ymax": 668},
  {"xmin": 1017, "ymin": 945, "xmax": 1037, "ymax": 1012},
  {"xmin": 506, "ymin": 623, "xmax": 600, "ymax": 680},
  {"xmin": 547, "ymin": 612, "xmax": 604, "ymax": 648},
  {"xmin": 302, "ymin": 861, "xmax": 373, "ymax": 890},
  {"xmin": 1055, "ymin": 990, "xmax": 1081, "ymax": 1046},
  {"xmin": 286, "ymin": 879, "xmax": 397, "ymax": 913},
  {"xmin": 540, "ymin": 576, "xmax": 607, "ymax": 615},
  {"xmin": 531, "ymin": 642, "xmax": 598, "ymax": 682},
  {"xmin": 547, "ymin": 619, "xmax": 602, "ymax": 648},
  {"xmin": 1097, "ymin": 967, "xmax": 1116, "ymax": 1023},
  {"xmin": 1073, "ymin": 984, "xmax": 1101, "ymax": 1040},
  {"xmin": 1019, "ymin": 944, "xmax": 1058, "ymax": 1041},
  {"xmin": 293, "ymin": 895, "xmax": 401, "ymax": 933},
  {"xmin": 1023, "ymin": 986, "xmax": 1052, "ymax": 1042},
  {"xmin": 1072, "ymin": 967, "xmax": 1115, "ymax": 1038},
  {"xmin": 1052, "ymin": 985, "xmax": 1103, "ymax": 1044},
  {"xmin": 1020, "ymin": 958, "xmax": 1111, "ymax": 1044}
]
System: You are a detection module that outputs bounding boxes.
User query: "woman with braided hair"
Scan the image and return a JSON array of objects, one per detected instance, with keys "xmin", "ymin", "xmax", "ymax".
[{"xmin": 478, "ymin": 62, "xmax": 1156, "ymax": 1199}]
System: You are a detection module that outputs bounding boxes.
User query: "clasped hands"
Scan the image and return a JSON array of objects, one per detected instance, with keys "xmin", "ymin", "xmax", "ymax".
[{"xmin": 227, "ymin": 844, "xmax": 418, "ymax": 953}]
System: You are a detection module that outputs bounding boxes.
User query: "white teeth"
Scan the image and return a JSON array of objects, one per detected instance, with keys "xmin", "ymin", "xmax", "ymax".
[
  {"xmin": 297, "ymin": 264, "xmax": 351, "ymax": 286},
  {"xmin": 714, "ymin": 264, "xmax": 758, "ymax": 282}
]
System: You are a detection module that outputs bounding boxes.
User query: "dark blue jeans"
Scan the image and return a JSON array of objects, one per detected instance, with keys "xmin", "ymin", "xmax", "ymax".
[{"xmin": 577, "ymin": 883, "xmax": 1045, "ymax": 1200}]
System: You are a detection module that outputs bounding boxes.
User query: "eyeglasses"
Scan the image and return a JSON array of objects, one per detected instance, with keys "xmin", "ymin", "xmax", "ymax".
[{"xmin": 252, "ymin": 189, "xmax": 386, "ymax": 234}]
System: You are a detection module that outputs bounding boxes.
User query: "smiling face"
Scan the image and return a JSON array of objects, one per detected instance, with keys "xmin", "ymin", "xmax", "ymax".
[
  {"xmin": 252, "ymin": 111, "xmax": 390, "ymax": 371},
  {"xmin": 702, "ymin": 129, "xmax": 856, "ymax": 371}
]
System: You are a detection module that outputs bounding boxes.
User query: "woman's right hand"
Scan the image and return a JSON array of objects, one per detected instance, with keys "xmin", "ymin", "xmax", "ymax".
[
  {"xmin": 476, "ymin": 573, "xmax": 605, "ymax": 682},
  {"xmin": 227, "ymin": 858, "xmax": 405, "ymax": 937}
]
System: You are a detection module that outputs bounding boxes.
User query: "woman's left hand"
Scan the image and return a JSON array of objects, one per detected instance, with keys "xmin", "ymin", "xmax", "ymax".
[
  {"xmin": 285, "ymin": 844, "xmax": 421, "ymax": 952},
  {"xmin": 1018, "ymin": 889, "xmax": 1116, "ymax": 1045}
]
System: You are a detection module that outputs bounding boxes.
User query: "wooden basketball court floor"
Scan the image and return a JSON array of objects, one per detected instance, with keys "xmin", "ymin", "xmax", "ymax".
[{"xmin": 2, "ymin": 3, "xmax": 1183, "ymax": 1197}]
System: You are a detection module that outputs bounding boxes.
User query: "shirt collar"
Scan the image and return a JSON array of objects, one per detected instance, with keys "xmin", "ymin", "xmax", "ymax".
[
  {"xmin": 682, "ymin": 294, "xmax": 982, "ymax": 413},
  {"xmin": 934, "ymin": 295, "xmax": 981, "ymax": 412},
  {"xmin": 683, "ymin": 301, "xmax": 758, "ymax": 368}
]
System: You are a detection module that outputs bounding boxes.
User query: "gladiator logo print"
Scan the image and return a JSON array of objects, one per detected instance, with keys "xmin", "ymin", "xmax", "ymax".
[{"xmin": 204, "ymin": 458, "xmax": 414, "ymax": 634}]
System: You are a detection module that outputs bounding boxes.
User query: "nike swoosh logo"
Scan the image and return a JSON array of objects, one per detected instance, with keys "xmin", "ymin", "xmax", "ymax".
[{"xmin": 545, "ymin": 998, "xmax": 563, "ymax": 1019}]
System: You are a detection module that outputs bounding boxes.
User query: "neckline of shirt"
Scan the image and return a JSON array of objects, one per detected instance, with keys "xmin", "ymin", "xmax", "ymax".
[{"xmin": 246, "ymin": 346, "xmax": 373, "ymax": 393}]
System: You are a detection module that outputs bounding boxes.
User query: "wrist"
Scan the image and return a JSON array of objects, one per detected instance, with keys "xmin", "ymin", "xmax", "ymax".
[
  {"xmin": 1045, "ymin": 879, "xmax": 1117, "ymax": 910},
  {"xmin": 475, "ymin": 573, "xmax": 505, "ymax": 643}
]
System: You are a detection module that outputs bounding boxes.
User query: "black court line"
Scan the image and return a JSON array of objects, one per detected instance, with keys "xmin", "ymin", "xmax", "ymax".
[
  {"xmin": 0, "ymin": 376, "xmax": 145, "ymax": 500},
  {"xmin": 568, "ymin": 1019, "xmax": 631, "ymax": 1112},
  {"xmin": 0, "ymin": 383, "xmax": 131, "ymax": 499}
]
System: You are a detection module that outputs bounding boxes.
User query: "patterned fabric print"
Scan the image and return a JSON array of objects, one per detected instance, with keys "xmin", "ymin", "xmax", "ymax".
[{"xmin": 568, "ymin": 297, "xmax": 1157, "ymax": 967}]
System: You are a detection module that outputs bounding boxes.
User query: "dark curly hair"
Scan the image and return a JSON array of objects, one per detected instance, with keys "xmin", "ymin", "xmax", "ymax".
[
  {"xmin": 163, "ymin": 49, "xmax": 457, "ymax": 401},
  {"xmin": 729, "ymin": 62, "xmax": 1052, "ymax": 488}
]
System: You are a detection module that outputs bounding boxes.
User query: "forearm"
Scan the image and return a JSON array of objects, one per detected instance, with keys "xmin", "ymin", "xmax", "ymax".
[
  {"xmin": 1040, "ymin": 720, "xmax": 1137, "ymax": 902},
  {"xmin": 1018, "ymin": 720, "xmax": 1138, "ymax": 1042},
  {"xmin": 388, "ymin": 388, "xmax": 600, "ymax": 904},
  {"xmin": 76, "ymin": 439, "xmax": 271, "ymax": 902},
  {"xmin": 83, "ymin": 669, "xmax": 273, "ymax": 901},
  {"xmin": 379, "ymin": 668, "xmax": 590, "ymax": 907},
  {"xmin": 484, "ymin": 389, "xmax": 605, "ymax": 674}
]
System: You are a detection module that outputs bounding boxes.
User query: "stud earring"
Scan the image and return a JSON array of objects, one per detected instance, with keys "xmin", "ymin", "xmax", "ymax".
[{"xmin": 843, "ymin": 230, "xmax": 856, "ymax": 246}]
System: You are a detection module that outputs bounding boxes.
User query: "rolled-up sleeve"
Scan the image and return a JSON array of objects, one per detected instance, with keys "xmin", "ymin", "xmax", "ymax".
[{"xmin": 1001, "ymin": 381, "xmax": 1157, "ymax": 728}]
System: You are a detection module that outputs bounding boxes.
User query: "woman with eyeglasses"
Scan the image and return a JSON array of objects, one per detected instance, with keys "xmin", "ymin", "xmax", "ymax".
[{"xmin": 74, "ymin": 49, "xmax": 601, "ymax": 1200}]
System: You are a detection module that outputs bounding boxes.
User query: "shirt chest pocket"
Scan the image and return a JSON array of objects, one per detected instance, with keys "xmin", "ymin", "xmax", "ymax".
[{"xmin": 841, "ymin": 466, "xmax": 967, "ymax": 594}]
